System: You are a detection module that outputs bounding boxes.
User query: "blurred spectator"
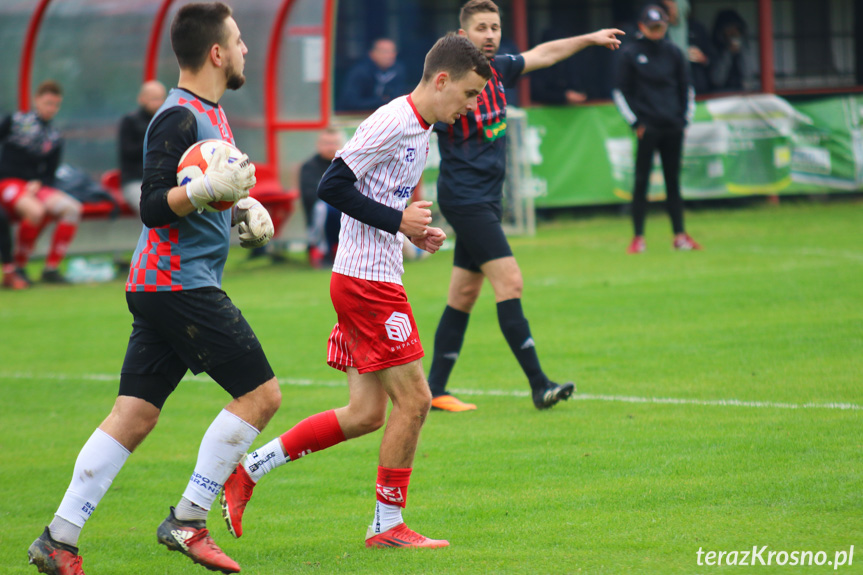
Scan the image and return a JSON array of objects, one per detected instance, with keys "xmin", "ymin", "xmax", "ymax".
[
  {"xmin": 0, "ymin": 80, "xmax": 81, "ymax": 284},
  {"xmin": 299, "ymin": 127, "xmax": 344, "ymax": 267},
  {"xmin": 711, "ymin": 9, "xmax": 749, "ymax": 92},
  {"xmin": 118, "ymin": 80, "xmax": 166, "ymax": 213},
  {"xmin": 661, "ymin": 0, "xmax": 714, "ymax": 95},
  {"xmin": 660, "ymin": 0, "xmax": 689, "ymax": 54},
  {"xmin": 613, "ymin": 5, "xmax": 700, "ymax": 254},
  {"xmin": 337, "ymin": 38, "xmax": 407, "ymax": 112},
  {"xmin": 686, "ymin": 13, "xmax": 715, "ymax": 94},
  {"xmin": 0, "ymin": 204, "xmax": 28, "ymax": 289}
]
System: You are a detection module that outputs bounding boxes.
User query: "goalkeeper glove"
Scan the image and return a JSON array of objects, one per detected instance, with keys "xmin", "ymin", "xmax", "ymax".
[
  {"xmin": 185, "ymin": 145, "xmax": 257, "ymax": 210},
  {"xmin": 233, "ymin": 197, "xmax": 275, "ymax": 248}
]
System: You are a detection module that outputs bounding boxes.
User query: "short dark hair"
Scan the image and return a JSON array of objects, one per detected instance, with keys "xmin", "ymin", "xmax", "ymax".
[
  {"xmin": 459, "ymin": 0, "xmax": 500, "ymax": 30},
  {"xmin": 422, "ymin": 33, "xmax": 492, "ymax": 83},
  {"xmin": 170, "ymin": 2, "xmax": 233, "ymax": 71},
  {"xmin": 35, "ymin": 80, "xmax": 63, "ymax": 97}
]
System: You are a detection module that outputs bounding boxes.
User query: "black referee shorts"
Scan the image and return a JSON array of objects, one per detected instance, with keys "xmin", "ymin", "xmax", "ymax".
[
  {"xmin": 440, "ymin": 200, "xmax": 513, "ymax": 272},
  {"xmin": 120, "ymin": 288, "xmax": 275, "ymax": 409}
]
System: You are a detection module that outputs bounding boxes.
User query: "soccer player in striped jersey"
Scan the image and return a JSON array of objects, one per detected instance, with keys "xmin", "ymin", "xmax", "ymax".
[
  {"xmin": 221, "ymin": 34, "xmax": 492, "ymax": 550},
  {"xmin": 427, "ymin": 0, "xmax": 624, "ymax": 412},
  {"xmin": 28, "ymin": 5, "xmax": 278, "ymax": 574}
]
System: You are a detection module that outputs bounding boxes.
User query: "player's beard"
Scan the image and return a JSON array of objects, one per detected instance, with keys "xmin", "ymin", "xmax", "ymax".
[
  {"xmin": 483, "ymin": 42, "xmax": 498, "ymax": 59},
  {"xmin": 225, "ymin": 61, "xmax": 246, "ymax": 91}
]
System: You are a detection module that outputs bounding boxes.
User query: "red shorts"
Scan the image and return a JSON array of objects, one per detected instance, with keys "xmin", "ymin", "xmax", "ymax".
[
  {"xmin": 327, "ymin": 273, "xmax": 424, "ymax": 374},
  {"xmin": 0, "ymin": 178, "xmax": 61, "ymax": 213}
]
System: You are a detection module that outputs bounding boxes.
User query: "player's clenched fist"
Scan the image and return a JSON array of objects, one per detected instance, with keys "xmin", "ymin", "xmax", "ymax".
[
  {"xmin": 410, "ymin": 226, "xmax": 446, "ymax": 254},
  {"xmin": 186, "ymin": 145, "xmax": 257, "ymax": 210},
  {"xmin": 233, "ymin": 197, "xmax": 275, "ymax": 248},
  {"xmin": 400, "ymin": 200, "xmax": 433, "ymax": 238}
]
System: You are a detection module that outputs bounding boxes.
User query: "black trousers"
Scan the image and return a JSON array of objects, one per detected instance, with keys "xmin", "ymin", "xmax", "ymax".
[{"xmin": 632, "ymin": 125, "xmax": 685, "ymax": 237}]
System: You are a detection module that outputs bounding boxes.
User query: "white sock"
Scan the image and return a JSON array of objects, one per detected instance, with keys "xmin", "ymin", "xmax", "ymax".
[
  {"xmin": 180, "ymin": 409, "xmax": 259, "ymax": 511},
  {"xmin": 372, "ymin": 501, "xmax": 404, "ymax": 534},
  {"xmin": 53, "ymin": 429, "xmax": 131, "ymax": 545},
  {"xmin": 243, "ymin": 437, "xmax": 288, "ymax": 483},
  {"xmin": 174, "ymin": 498, "xmax": 208, "ymax": 522}
]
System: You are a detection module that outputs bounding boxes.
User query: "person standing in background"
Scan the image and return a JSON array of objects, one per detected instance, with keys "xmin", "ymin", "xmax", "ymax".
[
  {"xmin": 613, "ymin": 5, "xmax": 700, "ymax": 254},
  {"xmin": 338, "ymin": 38, "xmax": 407, "ymax": 112},
  {"xmin": 118, "ymin": 80, "xmax": 167, "ymax": 213},
  {"xmin": 299, "ymin": 127, "xmax": 344, "ymax": 267}
]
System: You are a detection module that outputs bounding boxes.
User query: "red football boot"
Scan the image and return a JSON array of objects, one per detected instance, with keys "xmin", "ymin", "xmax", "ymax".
[
  {"xmin": 365, "ymin": 523, "xmax": 449, "ymax": 549},
  {"xmin": 156, "ymin": 507, "xmax": 240, "ymax": 574},
  {"xmin": 220, "ymin": 464, "xmax": 256, "ymax": 538}
]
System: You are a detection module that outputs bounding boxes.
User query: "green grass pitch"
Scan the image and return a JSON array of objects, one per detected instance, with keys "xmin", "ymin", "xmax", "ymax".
[{"xmin": 1, "ymin": 198, "xmax": 861, "ymax": 574}]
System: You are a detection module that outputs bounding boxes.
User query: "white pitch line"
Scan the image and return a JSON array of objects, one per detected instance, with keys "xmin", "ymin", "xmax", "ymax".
[{"xmin": 3, "ymin": 372, "xmax": 861, "ymax": 411}]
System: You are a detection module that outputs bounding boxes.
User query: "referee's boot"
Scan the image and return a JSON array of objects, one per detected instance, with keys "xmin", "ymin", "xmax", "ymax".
[
  {"xmin": 431, "ymin": 394, "xmax": 477, "ymax": 412},
  {"xmin": 532, "ymin": 380, "xmax": 576, "ymax": 410}
]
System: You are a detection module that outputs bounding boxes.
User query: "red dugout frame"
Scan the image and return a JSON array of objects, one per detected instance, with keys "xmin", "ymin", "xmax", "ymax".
[{"xmin": 19, "ymin": 0, "xmax": 337, "ymax": 177}]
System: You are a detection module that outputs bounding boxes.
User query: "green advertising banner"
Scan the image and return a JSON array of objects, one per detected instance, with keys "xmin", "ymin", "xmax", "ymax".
[{"xmin": 524, "ymin": 94, "xmax": 863, "ymax": 207}]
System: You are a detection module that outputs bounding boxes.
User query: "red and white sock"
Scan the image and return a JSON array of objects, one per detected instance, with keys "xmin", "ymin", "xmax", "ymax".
[
  {"xmin": 45, "ymin": 221, "xmax": 78, "ymax": 269},
  {"xmin": 278, "ymin": 409, "xmax": 345, "ymax": 461},
  {"xmin": 373, "ymin": 466, "xmax": 412, "ymax": 534},
  {"xmin": 243, "ymin": 409, "xmax": 346, "ymax": 483}
]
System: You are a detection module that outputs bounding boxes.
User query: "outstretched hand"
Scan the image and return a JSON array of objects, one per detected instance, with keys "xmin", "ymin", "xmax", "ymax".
[
  {"xmin": 592, "ymin": 28, "xmax": 625, "ymax": 50},
  {"xmin": 400, "ymin": 200, "xmax": 433, "ymax": 239},
  {"xmin": 410, "ymin": 227, "xmax": 447, "ymax": 254}
]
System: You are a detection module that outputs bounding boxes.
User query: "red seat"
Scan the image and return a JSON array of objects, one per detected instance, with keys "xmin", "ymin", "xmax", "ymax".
[
  {"xmin": 96, "ymin": 168, "xmax": 136, "ymax": 216},
  {"xmin": 100, "ymin": 169, "xmax": 121, "ymax": 192},
  {"xmin": 249, "ymin": 163, "xmax": 298, "ymax": 238}
]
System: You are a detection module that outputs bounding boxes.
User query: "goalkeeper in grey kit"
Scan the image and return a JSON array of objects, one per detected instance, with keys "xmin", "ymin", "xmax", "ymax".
[{"xmin": 28, "ymin": 4, "xmax": 280, "ymax": 575}]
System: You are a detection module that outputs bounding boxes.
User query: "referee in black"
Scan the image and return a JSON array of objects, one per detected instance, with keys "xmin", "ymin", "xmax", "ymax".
[
  {"xmin": 613, "ymin": 4, "xmax": 701, "ymax": 254},
  {"xmin": 427, "ymin": 0, "xmax": 623, "ymax": 412}
]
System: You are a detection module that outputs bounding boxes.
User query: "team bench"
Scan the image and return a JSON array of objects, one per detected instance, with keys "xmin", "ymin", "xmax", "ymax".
[{"xmin": 87, "ymin": 165, "xmax": 298, "ymax": 237}]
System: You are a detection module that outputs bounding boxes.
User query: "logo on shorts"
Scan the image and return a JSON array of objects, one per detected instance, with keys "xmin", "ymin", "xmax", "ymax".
[{"xmin": 385, "ymin": 311, "xmax": 412, "ymax": 342}]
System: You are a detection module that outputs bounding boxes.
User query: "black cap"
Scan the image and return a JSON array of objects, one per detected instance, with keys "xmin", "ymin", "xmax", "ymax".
[{"xmin": 640, "ymin": 5, "xmax": 669, "ymax": 25}]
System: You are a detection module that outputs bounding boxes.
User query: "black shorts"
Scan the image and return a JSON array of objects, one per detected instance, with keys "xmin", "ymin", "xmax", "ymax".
[
  {"xmin": 440, "ymin": 201, "xmax": 513, "ymax": 272},
  {"xmin": 120, "ymin": 288, "xmax": 275, "ymax": 409}
]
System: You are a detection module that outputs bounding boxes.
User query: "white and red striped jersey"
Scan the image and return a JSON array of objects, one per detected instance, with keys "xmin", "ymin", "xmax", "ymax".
[{"xmin": 334, "ymin": 94, "xmax": 432, "ymax": 285}]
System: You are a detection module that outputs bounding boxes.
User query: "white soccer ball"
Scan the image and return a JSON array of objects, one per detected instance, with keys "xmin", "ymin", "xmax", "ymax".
[{"xmin": 177, "ymin": 139, "xmax": 249, "ymax": 212}]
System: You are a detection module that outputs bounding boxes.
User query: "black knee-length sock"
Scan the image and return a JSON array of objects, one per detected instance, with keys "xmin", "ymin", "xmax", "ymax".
[
  {"xmin": 427, "ymin": 305, "xmax": 470, "ymax": 396},
  {"xmin": 497, "ymin": 298, "xmax": 547, "ymax": 391}
]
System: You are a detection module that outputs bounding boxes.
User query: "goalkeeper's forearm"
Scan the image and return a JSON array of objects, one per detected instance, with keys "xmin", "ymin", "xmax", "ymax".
[{"xmin": 140, "ymin": 184, "xmax": 197, "ymax": 228}]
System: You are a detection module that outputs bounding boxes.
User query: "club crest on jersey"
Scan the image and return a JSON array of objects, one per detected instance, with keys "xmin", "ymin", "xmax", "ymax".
[
  {"xmin": 405, "ymin": 147, "xmax": 416, "ymax": 162},
  {"xmin": 482, "ymin": 119, "xmax": 507, "ymax": 142}
]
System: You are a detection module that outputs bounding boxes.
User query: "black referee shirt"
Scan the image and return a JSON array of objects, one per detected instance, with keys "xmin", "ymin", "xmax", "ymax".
[{"xmin": 435, "ymin": 54, "xmax": 525, "ymax": 207}]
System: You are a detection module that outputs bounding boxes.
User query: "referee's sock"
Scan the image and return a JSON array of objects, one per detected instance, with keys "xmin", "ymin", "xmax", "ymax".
[
  {"xmin": 497, "ymin": 298, "xmax": 547, "ymax": 391},
  {"xmin": 427, "ymin": 305, "xmax": 470, "ymax": 396}
]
